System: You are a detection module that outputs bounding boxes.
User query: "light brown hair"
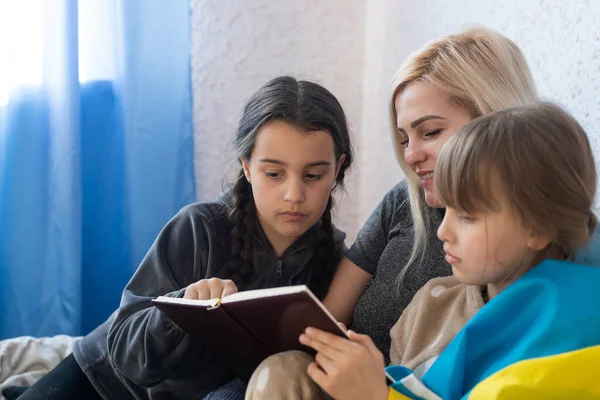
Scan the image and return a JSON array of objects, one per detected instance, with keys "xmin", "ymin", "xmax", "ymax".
[{"xmin": 436, "ymin": 102, "xmax": 597, "ymax": 261}]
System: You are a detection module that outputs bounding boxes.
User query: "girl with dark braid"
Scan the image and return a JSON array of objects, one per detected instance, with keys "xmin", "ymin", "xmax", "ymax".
[{"xmin": 12, "ymin": 76, "xmax": 352, "ymax": 400}]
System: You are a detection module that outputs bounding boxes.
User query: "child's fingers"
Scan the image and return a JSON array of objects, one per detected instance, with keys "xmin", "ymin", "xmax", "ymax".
[
  {"xmin": 347, "ymin": 330, "xmax": 383, "ymax": 360},
  {"xmin": 197, "ymin": 284, "xmax": 211, "ymax": 300},
  {"xmin": 306, "ymin": 361, "xmax": 329, "ymax": 389},
  {"xmin": 221, "ymin": 280, "xmax": 238, "ymax": 297},
  {"xmin": 305, "ymin": 327, "xmax": 353, "ymax": 351},
  {"xmin": 299, "ymin": 333, "xmax": 342, "ymax": 359},
  {"xmin": 347, "ymin": 330, "xmax": 370, "ymax": 342},
  {"xmin": 183, "ymin": 280, "xmax": 210, "ymax": 300},
  {"xmin": 314, "ymin": 350, "xmax": 337, "ymax": 372},
  {"xmin": 209, "ymin": 280, "xmax": 225, "ymax": 299}
]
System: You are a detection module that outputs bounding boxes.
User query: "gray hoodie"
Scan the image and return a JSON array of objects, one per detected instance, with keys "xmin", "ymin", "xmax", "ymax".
[{"xmin": 72, "ymin": 199, "xmax": 346, "ymax": 399}]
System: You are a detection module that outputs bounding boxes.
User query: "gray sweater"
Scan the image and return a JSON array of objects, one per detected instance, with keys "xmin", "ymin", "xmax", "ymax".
[
  {"xmin": 347, "ymin": 181, "xmax": 450, "ymax": 363},
  {"xmin": 73, "ymin": 200, "xmax": 345, "ymax": 399}
]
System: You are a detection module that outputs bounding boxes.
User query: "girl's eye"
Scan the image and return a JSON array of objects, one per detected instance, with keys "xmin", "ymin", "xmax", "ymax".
[
  {"xmin": 459, "ymin": 215, "xmax": 477, "ymax": 223},
  {"xmin": 305, "ymin": 174, "xmax": 322, "ymax": 181},
  {"xmin": 265, "ymin": 172, "xmax": 281, "ymax": 179},
  {"xmin": 399, "ymin": 138, "xmax": 409, "ymax": 146}
]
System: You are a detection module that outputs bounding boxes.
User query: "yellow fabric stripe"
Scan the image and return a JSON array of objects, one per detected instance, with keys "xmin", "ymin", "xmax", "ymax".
[
  {"xmin": 388, "ymin": 387, "xmax": 413, "ymax": 400},
  {"xmin": 470, "ymin": 345, "xmax": 600, "ymax": 399}
]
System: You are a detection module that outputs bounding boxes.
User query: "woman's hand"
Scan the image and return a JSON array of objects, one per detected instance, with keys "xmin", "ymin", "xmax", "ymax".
[
  {"xmin": 299, "ymin": 327, "xmax": 389, "ymax": 400},
  {"xmin": 183, "ymin": 278, "xmax": 238, "ymax": 300}
]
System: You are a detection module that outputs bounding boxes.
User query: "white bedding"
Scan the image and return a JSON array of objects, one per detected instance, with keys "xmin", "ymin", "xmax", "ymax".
[{"xmin": 0, "ymin": 335, "xmax": 81, "ymax": 399}]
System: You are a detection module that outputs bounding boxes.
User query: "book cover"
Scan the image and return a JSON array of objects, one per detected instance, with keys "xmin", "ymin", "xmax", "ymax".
[{"xmin": 152, "ymin": 285, "xmax": 346, "ymax": 381}]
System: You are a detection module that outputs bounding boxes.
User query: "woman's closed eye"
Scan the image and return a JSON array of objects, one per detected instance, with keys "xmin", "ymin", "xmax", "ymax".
[
  {"xmin": 398, "ymin": 129, "xmax": 442, "ymax": 146},
  {"xmin": 424, "ymin": 129, "xmax": 442, "ymax": 138}
]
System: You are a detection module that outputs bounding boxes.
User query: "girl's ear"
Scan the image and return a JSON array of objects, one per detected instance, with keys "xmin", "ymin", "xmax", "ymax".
[
  {"xmin": 240, "ymin": 158, "xmax": 251, "ymax": 183},
  {"xmin": 527, "ymin": 230, "xmax": 552, "ymax": 251},
  {"xmin": 334, "ymin": 154, "xmax": 346, "ymax": 181}
]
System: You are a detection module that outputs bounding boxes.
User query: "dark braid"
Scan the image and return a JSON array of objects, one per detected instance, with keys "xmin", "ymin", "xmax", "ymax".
[
  {"xmin": 229, "ymin": 170, "xmax": 256, "ymax": 287},
  {"xmin": 307, "ymin": 195, "xmax": 337, "ymax": 299}
]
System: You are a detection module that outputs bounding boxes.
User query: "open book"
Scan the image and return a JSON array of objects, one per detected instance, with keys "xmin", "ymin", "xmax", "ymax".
[{"xmin": 153, "ymin": 285, "xmax": 346, "ymax": 382}]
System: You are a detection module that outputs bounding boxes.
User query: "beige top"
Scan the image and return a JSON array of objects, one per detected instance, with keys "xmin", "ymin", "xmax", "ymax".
[{"xmin": 389, "ymin": 276, "xmax": 485, "ymax": 376}]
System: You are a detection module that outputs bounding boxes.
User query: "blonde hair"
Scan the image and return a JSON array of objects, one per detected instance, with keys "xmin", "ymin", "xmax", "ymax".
[
  {"xmin": 436, "ymin": 102, "xmax": 597, "ymax": 263},
  {"xmin": 390, "ymin": 26, "xmax": 538, "ymax": 277}
]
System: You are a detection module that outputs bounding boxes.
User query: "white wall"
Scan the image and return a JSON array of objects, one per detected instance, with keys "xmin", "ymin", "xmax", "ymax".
[
  {"xmin": 358, "ymin": 0, "xmax": 600, "ymax": 227},
  {"xmin": 190, "ymin": 0, "xmax": 366, "ymax": 242},
  {"xmin": 191, "ymin": 0, "xmax": 600, "ymax": 243}
]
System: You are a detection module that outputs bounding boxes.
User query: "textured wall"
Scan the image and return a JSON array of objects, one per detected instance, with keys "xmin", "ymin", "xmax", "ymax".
[
  {"xmin": 190, "ymin": 0, "xmax": 366, "ymax": 242},
  {"xmin": 358, "ymin": 0, "xmax": 600, "ymax": 227},
  {"xmin": 191, "ymin": 0, "xmax": 600, "ymax": 242}
]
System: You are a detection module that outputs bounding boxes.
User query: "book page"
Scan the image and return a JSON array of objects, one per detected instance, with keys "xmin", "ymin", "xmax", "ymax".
[
  {"xmin": 221, "ymin": 284, "xmax": 309, "ymax": 303},
  {"xmin": 153, "ymin": 296, "xmax": 218, "ymax": 307}
]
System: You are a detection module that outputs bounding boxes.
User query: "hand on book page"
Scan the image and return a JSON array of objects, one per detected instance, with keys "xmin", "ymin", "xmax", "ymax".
[
  {"xmin": 183, "ymin": 278, "xmax": 239, "ymax": 300},
  {"xmin": 301, "ymin": 328, "xmax": 390, "ymax": 400}
]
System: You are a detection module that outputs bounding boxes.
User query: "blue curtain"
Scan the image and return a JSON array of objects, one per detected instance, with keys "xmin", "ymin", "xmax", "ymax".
[{"xmin": 0, "ymin": 0, "xmax": 196, "ymax": 339}]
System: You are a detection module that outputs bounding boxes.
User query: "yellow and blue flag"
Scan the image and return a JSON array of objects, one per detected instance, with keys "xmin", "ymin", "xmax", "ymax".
[{"xmin": 386, "ymin": 260, "xmax": 600, "ymax": 399}]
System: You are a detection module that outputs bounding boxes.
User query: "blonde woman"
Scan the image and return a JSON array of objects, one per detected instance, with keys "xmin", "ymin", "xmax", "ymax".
[
  {"xmin": 242, "ymin": 26, "xmax": 598, "ymax": 399},
  {"xmin": 323, "ymin": 26, "xmax": 538, "ymax": 361}
]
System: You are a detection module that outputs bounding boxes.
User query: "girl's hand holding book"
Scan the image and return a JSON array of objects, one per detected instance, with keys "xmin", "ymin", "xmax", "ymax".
[{"xmin": 183, "ymin": 278, "xmax": 239, "ymax": 300}]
